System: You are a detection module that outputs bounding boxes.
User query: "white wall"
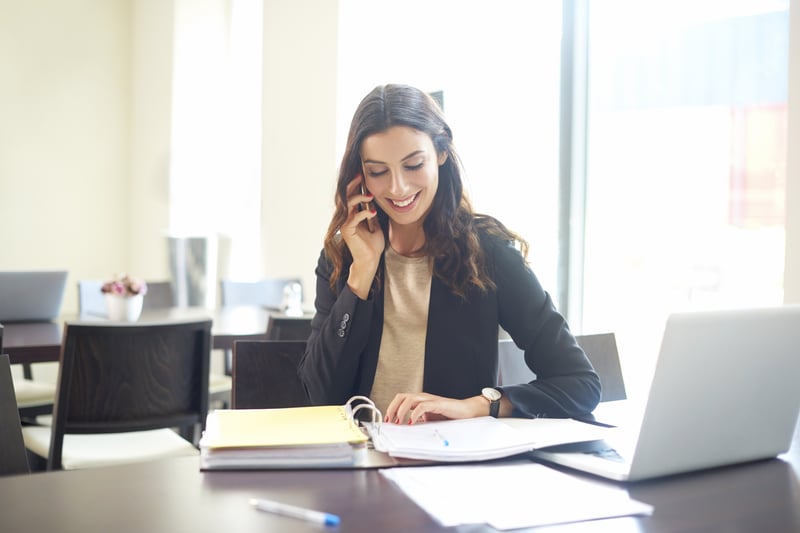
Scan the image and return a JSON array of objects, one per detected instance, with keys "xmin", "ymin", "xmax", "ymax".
[
  {"xmin": 129, "ymin": 0, "xmax": 174, "ymax": 281},
  {"xmin": 260, "ymin": 0, "xmax": 340, "ymax": 303},
  {"xmin": 0, "ymin": 0, "xmax": 133, "ymax": 314}
]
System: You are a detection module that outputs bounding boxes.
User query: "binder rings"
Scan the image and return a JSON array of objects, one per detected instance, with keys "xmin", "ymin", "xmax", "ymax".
[{"xmin": 199, "ymin": 396, "xmax": 380, "ymax": 470}]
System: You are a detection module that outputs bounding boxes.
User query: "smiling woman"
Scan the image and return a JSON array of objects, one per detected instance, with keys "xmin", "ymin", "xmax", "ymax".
[{"xmin": 298, "ymin": 84, "xmax": 601, "ymax": 426}]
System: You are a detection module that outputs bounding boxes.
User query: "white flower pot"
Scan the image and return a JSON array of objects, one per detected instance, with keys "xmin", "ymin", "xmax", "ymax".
[{"xmin": 105, "ymin": 293, "xmax": 144, "ymax": 322}]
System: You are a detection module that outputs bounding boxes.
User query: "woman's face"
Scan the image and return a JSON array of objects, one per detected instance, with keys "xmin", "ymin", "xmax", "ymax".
[{"xmin": 360, "ymin": 126, "xmax": 447, "ymax": 228}]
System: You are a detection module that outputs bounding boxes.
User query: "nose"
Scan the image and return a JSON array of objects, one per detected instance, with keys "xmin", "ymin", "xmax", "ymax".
[{"xmin": 388, "ymin": 170, "xmax": 409, "ymax": 196}]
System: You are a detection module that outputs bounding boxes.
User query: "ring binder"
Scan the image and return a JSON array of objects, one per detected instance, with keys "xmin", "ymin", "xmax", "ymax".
[{"xmin": 346, "ymin": 395, "xmax": 383, "ymax": 434}]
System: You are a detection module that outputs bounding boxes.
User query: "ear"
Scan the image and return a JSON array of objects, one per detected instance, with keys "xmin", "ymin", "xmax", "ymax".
[{"xmin": 437, "ymin": 151, "xmax": 448, "ymax": 166}]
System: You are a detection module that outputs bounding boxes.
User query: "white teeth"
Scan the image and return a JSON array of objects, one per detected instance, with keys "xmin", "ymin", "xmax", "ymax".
[{"xmin": 392, "ymin": 194, "xmax": 416, "ymax": 208}]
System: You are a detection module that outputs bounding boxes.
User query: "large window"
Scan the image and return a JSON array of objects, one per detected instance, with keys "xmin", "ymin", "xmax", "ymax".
[
  {"xmin": 579, "ymin": 1, "xmax": 789, "ymax": 397},
  {"xmin": 338, "ymin": 0, "xmax": 564, "ymax": 290}
]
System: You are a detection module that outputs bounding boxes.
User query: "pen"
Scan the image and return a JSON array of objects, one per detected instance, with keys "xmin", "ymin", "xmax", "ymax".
[
  {"xmin": 433, "ymin": 429, "xmax": 449, "ymax": 447},
  {"xmin": 250, "ymin": 498, "xmax": 341, "ymax": 527}
]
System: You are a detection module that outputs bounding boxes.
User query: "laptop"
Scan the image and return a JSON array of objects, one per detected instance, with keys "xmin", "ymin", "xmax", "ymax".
[
  {"xmin": 0, "ymin": 270, "xmax": 68, "ymax": 322},
  {"xmin": 531, "ymin": 305, "xmax": 800, "ymax": 481}
]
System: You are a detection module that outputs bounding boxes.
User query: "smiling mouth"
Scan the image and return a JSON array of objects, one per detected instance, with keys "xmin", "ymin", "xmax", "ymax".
[{"xmin": 390, "ymin": 193, "xmax": 418, "ymax": 208}]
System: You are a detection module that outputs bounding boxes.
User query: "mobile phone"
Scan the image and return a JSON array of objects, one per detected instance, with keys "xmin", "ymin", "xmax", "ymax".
[{"xmin": 360, "ymin": 180, "xmax": 376, "ymax": 233}]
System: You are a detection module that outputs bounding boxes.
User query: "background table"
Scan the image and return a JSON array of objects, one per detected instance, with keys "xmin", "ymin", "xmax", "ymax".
[{"xmin": 2, "ymin": 306, "xmax": 313, "ymax": 365}]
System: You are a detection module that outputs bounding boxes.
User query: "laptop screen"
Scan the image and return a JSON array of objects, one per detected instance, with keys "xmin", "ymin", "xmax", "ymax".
[{"xmin": 0, "ymin": 270, "xmax": 68, "ymax": 322}]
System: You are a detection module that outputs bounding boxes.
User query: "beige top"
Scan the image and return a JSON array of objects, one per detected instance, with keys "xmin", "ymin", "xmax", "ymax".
[{"xmin": 369, "ymin": 247, "xmax": 433, "ymax": 415}]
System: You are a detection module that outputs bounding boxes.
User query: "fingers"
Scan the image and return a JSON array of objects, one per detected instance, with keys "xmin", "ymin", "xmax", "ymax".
[{"xmin": 385, "ymin": 393, "xmax": 448, "ymax": 425}]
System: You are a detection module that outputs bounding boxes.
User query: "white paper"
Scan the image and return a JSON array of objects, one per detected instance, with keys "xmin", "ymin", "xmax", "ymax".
[{"xmin": 380, "ymin": 462, "xmax": 653, "ymax": 530}]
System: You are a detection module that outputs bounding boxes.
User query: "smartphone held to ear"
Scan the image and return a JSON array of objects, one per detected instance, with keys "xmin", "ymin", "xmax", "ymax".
[{"xmin": 359, "ymin": 181, "xmax": 376, "ymax": 233}]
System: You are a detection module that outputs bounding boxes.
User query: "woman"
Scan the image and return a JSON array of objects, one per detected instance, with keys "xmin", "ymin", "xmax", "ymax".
[{"xmin": 299, "ymin": 84, "xmax": 600, "ymax": 424}]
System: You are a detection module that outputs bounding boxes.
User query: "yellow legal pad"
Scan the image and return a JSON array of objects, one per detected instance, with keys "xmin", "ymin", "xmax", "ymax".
[{"xmin": 202, "ymin": 406, "xmax": 369, "ymax": 450}]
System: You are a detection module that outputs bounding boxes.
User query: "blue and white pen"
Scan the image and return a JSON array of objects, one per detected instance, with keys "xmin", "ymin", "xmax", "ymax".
[
  {"xmin": 249, "ymin": 498, "xmax": 341, "ymax": 527},
  {"xmin": 433, "ymin": 429, "xmax": 450, "ymax": 447}
]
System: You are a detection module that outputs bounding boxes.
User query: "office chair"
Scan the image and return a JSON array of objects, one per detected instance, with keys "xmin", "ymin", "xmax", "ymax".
[
  {"xmin": 21, "ymin": 319, "xmax": 212, "ymax": 470},
  {"xmin": 220, "ymin": 277, "xmax": 304, "ymax": 310},
  {"xmin": 0, "ymin": 354, "xmax": 30, "ymax": 475},
  {"xmin": 497, "ymin": 333, "xmax": 626, "ymax": 403},
  {"xmin": 231, "ymin": 340, "xmax": 309, "ymax": 409}
]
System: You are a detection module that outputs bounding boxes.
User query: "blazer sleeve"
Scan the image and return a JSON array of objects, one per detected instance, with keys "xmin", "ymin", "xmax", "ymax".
[
  {"xmin": 298, "ymin": 249, "xmax": 375, "ymax": 405},
  {"xmin": 490, "ymin": 238, "xmax": 601, "ymax": 418}
]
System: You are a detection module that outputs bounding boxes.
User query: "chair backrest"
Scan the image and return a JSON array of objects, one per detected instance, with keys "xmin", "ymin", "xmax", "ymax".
[
  {"xmin": 77, "ymin": 280, "xmax": 106, "ymax": 317},
  {"xmin": 220, "ymin": 278, "xmax": 303, "ymax": 310},
  {"xmin": 265, "ymin": 315, "xmax": 312, "ymax": 341},
  {"xmin": 575, "ymin": 333, "xmax": 626, "ymax": 402},
  {"xmin": 47, "ymin": 319, "xmax": 212, "ymax": 470},
  {"xmin": 231, "ymin": 340, "xmax": 309, "ymax": 409},
  {"xmin": 141, "ymin": 281, "xmax": 176, "ymax": 310},
  {"xmin": 497, "ymin": 333, "xmax": 626, "ymax": 403},
  {"xmin": 80, "ymin": 280, "xmax": 176, "ymax": 317},
  {"xmin": 0, "ymin": 354, "xmax": 30, "ymax": 475}
]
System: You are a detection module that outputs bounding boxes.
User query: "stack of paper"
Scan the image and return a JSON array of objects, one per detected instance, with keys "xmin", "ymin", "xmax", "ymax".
[
  {"xmin": 199, "ymin": 406, "xmax": 369, "ymax": 470},
  {"xmin": 364, "ymin": 416, "xmax": 610, "ymax": 462},
  {"xmin": 381, "ymin": 462, "xmax": 653, "ymax": 529}
]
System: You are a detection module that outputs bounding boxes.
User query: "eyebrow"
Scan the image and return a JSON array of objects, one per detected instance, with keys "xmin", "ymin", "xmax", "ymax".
[{"xmin": 362, "ymin": 150, "xmax": 426, "ymax": 165}]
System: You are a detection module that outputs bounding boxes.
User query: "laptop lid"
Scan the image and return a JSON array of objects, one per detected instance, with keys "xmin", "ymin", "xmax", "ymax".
[
  {"xmin": 533, "ymin": 305, "xmax": 800, "ymax": 481},
  {"xmin": 0, "ymin": 270, "xmax": 68, "ymax": 322}
]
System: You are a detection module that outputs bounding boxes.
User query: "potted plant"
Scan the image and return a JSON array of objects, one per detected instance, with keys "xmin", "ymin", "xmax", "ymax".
[{"xmin": 101, "ymin": 274, "xmax": 148, "ymax": 321}]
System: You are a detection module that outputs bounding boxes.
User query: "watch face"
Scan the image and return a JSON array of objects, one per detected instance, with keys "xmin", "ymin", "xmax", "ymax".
[{"xmin": 482, "ymin": 387, "xmax": 501, "ymax": 401}]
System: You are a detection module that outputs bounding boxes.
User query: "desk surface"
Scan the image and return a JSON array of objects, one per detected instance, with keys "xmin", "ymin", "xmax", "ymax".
[
  {"xmin": 2, "ymin": 422, "xmax": 799, "ymax": 533},
  {"xmin": 2, "ymin": 307, "xmax": 313, "ymax": 365}
]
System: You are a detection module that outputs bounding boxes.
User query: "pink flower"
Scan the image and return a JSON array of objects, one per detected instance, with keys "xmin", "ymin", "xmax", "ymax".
[{"xmin": 101, "ymin": 274, "xmax": 148, "ymax": 297}]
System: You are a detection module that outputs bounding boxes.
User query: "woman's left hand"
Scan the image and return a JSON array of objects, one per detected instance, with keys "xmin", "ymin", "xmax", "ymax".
[{"xmin": 384, "ymin": 392, "xmax": 488, "ymax": 425}]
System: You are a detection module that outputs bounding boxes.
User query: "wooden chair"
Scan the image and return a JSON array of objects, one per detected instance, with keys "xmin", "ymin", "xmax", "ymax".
[
  {"xmin": 265, "ymin": 315, "xmax": 312, "ymax": 341},
  {"xmin": 79, "ymin": 279, "xmax": 230, "ymax": 409},
  {"xmin": 497, "ymin": 333, "xmax": 626, "ymax": 403},
  {"xmin": 21, "ymin": 319, "xmax": 212, "ymax": 470},
  {"xmin": 0, "ymin": 354, "xmax": 30, "ymax": 475},
  {"xmin": 231, "ymin": 340, "xmax": 309, "ymax": 409}
]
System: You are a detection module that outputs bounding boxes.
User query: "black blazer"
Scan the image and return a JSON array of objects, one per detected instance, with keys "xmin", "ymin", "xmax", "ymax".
[{"xmin": 299, "ymin": 232, "xmax": 601, "ymax": 418}]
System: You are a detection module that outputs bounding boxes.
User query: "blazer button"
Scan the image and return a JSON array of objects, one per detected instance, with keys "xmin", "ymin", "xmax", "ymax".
[
  {"xmin": 337, "ymin": 328, "xmax": 346, "ymax": 338},
  {"xmin": 340, "ymin": 320, "xmax": 348, "ymax": 329},
  {"xmin": 342, "ymin": 313, "xmax": 350, "ymax": 322}
]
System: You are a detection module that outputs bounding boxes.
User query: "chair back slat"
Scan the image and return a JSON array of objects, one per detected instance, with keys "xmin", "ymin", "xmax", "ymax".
[{"xmin": 0, "ymin": 353, "xmax": 30, "ymax": 475}]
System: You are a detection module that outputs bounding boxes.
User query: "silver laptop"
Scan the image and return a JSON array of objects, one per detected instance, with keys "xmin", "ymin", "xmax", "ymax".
[
  {"xmin": 0, "ymin": 270, "xmax": 68, "ymax": 322},
  {"xmin": 531, "ymin": 305, "xmax": 800, "ymax": 481}
]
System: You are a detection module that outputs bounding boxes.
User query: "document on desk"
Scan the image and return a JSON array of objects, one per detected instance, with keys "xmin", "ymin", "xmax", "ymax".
[
  {"xmin": 381, "ymin": 462, "xmax": 653, "ymax": 529},
  {"xmin": 365, "ymin": 416, "xmax": 610, "ymax": 462}
]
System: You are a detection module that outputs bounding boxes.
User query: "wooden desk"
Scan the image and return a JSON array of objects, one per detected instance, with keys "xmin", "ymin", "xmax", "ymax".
[
  {"xmin": 2, "ymin": 307, "xmax": 313, "ymax": 365},
  {"xmin": 2, "ymin": 427, "xmax": 799, "ymax": 533}
]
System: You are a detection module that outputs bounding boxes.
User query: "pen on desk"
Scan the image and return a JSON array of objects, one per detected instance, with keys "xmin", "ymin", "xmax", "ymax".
[
  {"xmin": 249, "ymin": 498, "xmax": 340, "ymax": 527},
  {"xmin": 433, "ymin": 429, "xmax": 449, "ymax": 447}
]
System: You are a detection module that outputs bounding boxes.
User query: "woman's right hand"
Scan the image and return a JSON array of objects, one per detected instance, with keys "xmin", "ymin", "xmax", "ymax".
[{"xmin": 342, "ymin": 175, "xmax": 384, "ymax": 299}]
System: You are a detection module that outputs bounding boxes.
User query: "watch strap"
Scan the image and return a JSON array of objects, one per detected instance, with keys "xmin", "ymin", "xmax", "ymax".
[{"xmin": 489, "ymin": 397, "xmax": 500, "ymax": 418}]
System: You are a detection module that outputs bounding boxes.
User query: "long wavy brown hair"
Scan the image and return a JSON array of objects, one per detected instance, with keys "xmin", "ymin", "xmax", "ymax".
[{"xmin": 324, "ymin": 84, "xmax": 528, "ymax": 298}]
